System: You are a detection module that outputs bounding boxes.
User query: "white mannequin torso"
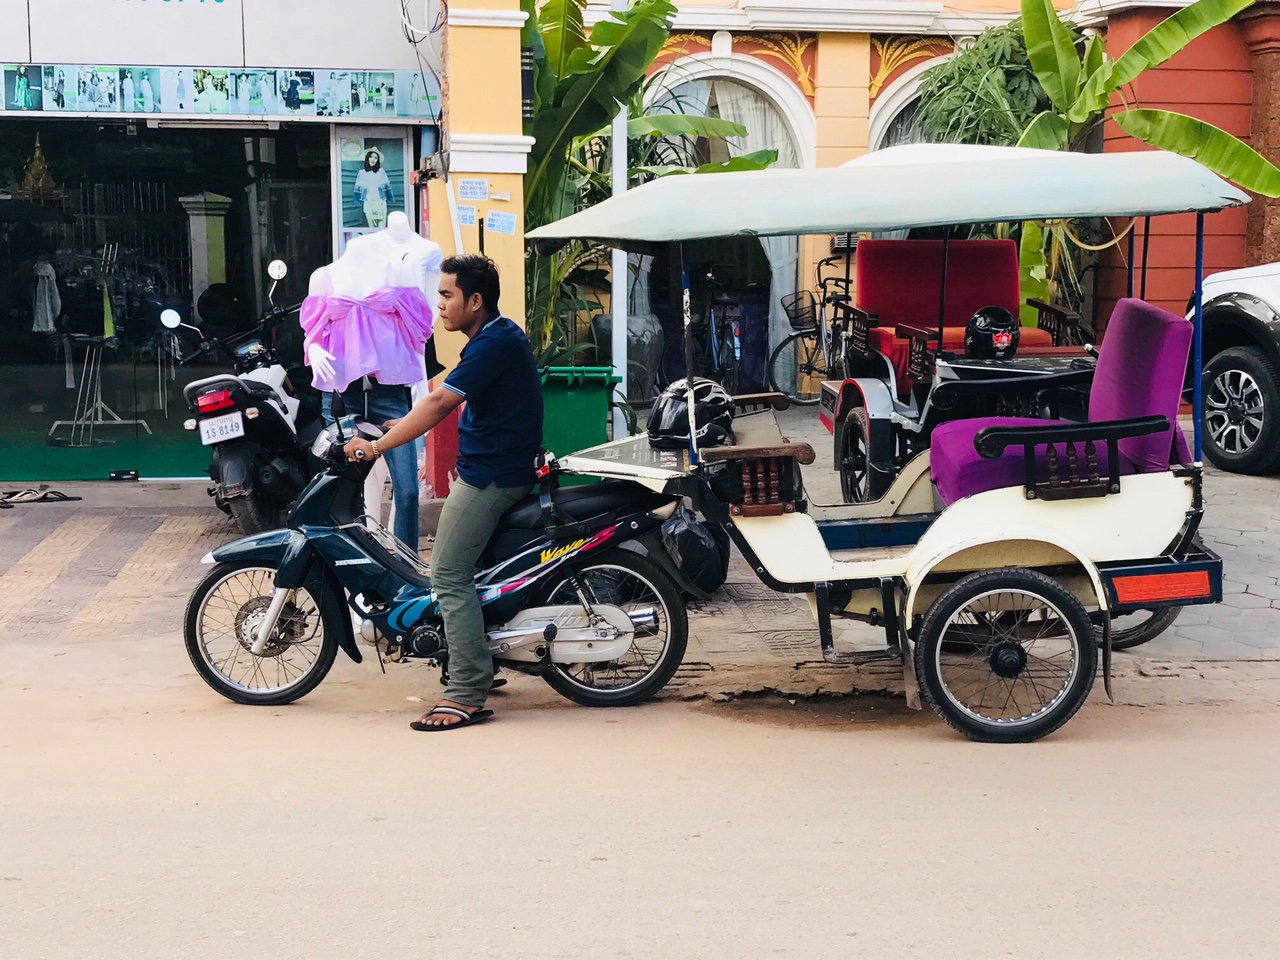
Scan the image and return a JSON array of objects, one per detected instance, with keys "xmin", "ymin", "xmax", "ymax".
[{"xmin": 308, "ymin": 212, "xmax": 442, "ymax": 301}]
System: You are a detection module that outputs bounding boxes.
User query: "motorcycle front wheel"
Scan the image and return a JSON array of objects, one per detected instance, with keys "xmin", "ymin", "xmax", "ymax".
[
  {"xmin": 184, "ymin": 561, "xmax": 340, "ymax": 705},
  {"xmin": 536, "ymin": 549, "xmax": 689, "ymax": 707}
]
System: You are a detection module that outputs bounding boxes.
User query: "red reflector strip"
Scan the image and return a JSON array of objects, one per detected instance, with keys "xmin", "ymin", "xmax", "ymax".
[
  {"xmin": 1113, "ymin": 570, "xmax": 1212, "ymax": 604},
  {"xmin": 197, "ymin": 389, "xmax": 235, "ymax": 414}
]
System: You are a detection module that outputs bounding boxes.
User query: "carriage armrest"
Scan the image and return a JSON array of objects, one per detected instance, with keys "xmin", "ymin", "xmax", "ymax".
[
  {"xmin": 897, "ymin": 324, "xmax": 940, "ymax": 384},
  {"xmin": 896, "ymin": 323, "xmax": 940, "ymax": 343},
  {"xmin": 974, "ymin": 415, "xmax": 1169, "ymax": 460},
  {"xmin": 702, "ymin": 442, "xmax": 814, "ymax": 517},
  {"xmin": 842, "ymin": 306, "xmax": 874, "ymax": 358},
  {"xmin": 1026, "ymin": 298, "xmax": 1081, "ymax": 346},
  {"xmin": 974, "ymin": 416, "xmax": 1170, "ymax": 501},
  {"xmin": 732, "ymin": 392, "xmax": 790, "ymax": 414},
  {"xmin": 701, "ymin": 442, "xmax": 817, "ymax": 465}
]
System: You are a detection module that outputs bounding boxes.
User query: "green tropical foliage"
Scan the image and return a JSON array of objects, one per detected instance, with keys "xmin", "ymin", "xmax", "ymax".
[
  {"xmin": 521, "ymin": 0, "xmax": 775, "ymax": 364},
  {"xmin": 916, "ymin": 23, "xmax": 1054, "ymax": 146},
  {"xmin": 1017, "ymin": 0, "xmax": 1266, "ymax": 165}
]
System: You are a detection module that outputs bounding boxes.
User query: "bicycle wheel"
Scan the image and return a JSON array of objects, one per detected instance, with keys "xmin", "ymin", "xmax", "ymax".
[{"xmin": 767, "ymin": 332, "xmax": 827, "ymax": 405}]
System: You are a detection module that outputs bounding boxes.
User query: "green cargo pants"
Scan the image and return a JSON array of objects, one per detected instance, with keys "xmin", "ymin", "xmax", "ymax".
[{"xmin": 433, "ymin": 477, "xmax": 533, "ymax": 707}]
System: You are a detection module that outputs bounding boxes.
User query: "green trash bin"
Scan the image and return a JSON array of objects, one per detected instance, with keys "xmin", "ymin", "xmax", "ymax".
[{"xmin": 540, "ymin": 366, "xmax": 621, "ymax": 485}]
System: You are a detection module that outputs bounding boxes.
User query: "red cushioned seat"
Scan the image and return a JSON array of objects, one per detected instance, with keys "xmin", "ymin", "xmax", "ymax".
[{"xmin": 856, "ymin": 238, "xmax": 1032, "ymax": 396}]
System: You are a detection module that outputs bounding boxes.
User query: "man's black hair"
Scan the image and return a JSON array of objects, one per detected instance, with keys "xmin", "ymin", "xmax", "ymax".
[{"xmin": 442, "ymin": 254, "xmax": 501, "ymax": 313}]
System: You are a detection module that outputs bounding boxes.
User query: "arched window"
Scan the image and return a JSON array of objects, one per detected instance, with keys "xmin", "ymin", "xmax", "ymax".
[{"xmin": 643, "ymin": 76, "xmax": 803, "ymax": 387}]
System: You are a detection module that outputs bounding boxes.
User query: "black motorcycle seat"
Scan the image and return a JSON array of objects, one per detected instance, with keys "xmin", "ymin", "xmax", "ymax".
[{"xmin": 499, "ymin": 479, "xmax": 663, "ymax": 530}]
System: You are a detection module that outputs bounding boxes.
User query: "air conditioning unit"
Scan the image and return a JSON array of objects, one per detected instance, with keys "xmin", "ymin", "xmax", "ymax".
[{"xmin": 830, "ymin": 232, "xmax": 861, "ymax": 254}]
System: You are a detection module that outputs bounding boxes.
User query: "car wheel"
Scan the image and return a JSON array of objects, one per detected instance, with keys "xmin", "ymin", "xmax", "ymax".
[{"xmin": 1203, "ymin": 346, "xmax": 1280, "ymax": 475}]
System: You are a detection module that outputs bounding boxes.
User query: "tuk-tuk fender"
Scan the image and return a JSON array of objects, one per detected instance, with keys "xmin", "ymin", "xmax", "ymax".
[
  {"xmin": 903, "ymin": 529, "xmax": 1107, "ymax": 625},
  {"xmin": 830, "ymin": 376, "xmax": 896, "ymax": 427},
  {"xmin": 203, "ymin": 529, "xmax": 362, "ymax": 664}
]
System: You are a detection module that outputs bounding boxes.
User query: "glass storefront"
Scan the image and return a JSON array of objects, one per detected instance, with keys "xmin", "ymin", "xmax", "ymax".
[{"xmin": 0, "ymin": 120, "xmax": 331, "ymax": 480}]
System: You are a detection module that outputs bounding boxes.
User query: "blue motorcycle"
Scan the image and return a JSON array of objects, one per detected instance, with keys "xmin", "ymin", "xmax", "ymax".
[{"xmin": 183, "ymin": 416, "xmax": 690, "ymax": 708}]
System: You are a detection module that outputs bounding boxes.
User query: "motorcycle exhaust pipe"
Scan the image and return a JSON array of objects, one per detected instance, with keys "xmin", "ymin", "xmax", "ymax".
[{"xmin": 629, "ymin": 607, "xmax": 659, "ymax": 637}]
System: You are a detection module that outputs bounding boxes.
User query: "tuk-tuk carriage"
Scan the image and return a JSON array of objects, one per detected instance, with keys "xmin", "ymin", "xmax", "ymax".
[{"xmin": 528, "ymin": 145, "xmax": 1246, "ymax": 742}]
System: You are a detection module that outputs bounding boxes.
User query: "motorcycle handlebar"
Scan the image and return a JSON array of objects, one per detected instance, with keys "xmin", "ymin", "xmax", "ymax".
[{"xmin": 178, "ymin": 302, "xmax": 304, "ymax": 365}]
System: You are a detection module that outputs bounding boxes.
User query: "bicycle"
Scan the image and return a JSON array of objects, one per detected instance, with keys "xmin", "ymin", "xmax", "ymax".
[
  {"xmin": 657, "ymin": 264, "xmax": 742, "ymax": 395},
  {"xmin": 768, "ymin": 256, "xmax": 855, "ymax": 405}
]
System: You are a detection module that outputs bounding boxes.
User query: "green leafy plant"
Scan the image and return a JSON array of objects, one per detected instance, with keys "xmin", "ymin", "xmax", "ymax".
[
  {"xmin": 521, "ymin": 0, "xmax": 775, "ymax": 369},
  {"xmin": 1014, "ymin": 0, "xmax": 1280, "ymax": 314},
  {"xmin": 916, "ymin": 23, "xmax": 1054, "ymax": 146}
]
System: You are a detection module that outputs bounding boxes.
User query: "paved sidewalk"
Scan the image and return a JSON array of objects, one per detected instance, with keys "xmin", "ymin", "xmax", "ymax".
[{"xmin": 0, "ymin": 409, "xmax": 1277, "ymax": 704}]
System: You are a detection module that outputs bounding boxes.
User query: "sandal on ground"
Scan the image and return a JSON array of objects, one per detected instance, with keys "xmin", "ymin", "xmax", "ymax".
[
  {"xmin": 1, "ymin": 489, "xmax": 82, "ymax": 504},
  {"xmin": 409, "ymin": 705, "xmax": 494, "ymax": 732}
]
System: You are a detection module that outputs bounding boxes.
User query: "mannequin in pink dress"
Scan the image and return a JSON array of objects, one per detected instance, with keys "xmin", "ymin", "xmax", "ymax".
[{"xmin": 302, "ymin": 212, "xmax": 443, "ymax": 546}]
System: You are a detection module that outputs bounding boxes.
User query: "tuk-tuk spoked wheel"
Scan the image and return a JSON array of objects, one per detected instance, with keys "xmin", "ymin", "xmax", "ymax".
[{"xmin": 915, "ymin": 568, "xmax": 1097, "ymax": 743}]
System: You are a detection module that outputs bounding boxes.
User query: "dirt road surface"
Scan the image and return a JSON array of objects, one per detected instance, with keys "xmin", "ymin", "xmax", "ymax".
[{"xmin": 3, "ymin": 650, "xmax": 1279, "ymax": 960}]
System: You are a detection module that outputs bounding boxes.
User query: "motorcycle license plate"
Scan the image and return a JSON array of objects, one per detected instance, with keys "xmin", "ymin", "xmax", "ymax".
[{"xmin": 199, "ymin": 411, "xmax": 245, "ymax": 445}]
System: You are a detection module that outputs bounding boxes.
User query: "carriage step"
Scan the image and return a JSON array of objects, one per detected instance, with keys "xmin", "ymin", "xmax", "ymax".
[{"xmin": 821, "ymin": 647, "xmax": 901, "ymax": 666}]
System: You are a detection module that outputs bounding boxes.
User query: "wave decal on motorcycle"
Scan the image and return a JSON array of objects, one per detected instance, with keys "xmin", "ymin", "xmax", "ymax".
[{"xmin": 384, "ymin": 525, "xmax": 624, "ymax": 632}]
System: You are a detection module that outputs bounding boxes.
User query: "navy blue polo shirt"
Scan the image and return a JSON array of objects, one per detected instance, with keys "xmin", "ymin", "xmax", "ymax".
[{"xmin": 442, "ymin": 315, "xmax": 543, "ymax": 488}]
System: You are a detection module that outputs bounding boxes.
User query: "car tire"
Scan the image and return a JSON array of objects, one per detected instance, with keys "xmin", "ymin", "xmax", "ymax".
[{"xmin": 1203, "ymin": 346, "xmax": 1280, "ymax": 475}]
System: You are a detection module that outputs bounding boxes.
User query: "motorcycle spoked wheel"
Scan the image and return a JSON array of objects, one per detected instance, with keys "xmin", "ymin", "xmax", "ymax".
[
  {"xmin": 534, "ymin": 549, "xmax": 688, "ymax": 707},
  {"xmin": 184, "ymin": 561, "xmax": 340, "ymax": 705}
]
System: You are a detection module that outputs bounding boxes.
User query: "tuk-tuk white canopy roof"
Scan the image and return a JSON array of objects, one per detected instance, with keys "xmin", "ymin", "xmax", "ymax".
[{"xmin": 527, "ymin": 145, "xmax": 1250, "ymax": 250}]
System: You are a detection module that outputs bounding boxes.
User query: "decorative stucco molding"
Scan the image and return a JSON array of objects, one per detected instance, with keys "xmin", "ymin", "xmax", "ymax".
[
  {"xmin": 587, "ymin": 0, "xmax": 1009, "ymax": 36},
  {"xmin": 447, "ymin": 8, "xmax": 530, "ymax": 29},
  {"xmin": 447, "ymin": 133, "xmax": 536, "ymax": 174}
]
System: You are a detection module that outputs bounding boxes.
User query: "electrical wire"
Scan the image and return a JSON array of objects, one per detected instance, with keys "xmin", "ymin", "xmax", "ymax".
[{"xmin": 400, "ymin": 0, "xmax": 446, "ymax": 132}]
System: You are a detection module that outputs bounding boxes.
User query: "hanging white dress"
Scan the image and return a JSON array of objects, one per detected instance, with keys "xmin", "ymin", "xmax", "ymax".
[{"xmin": 33, "ymin": 262, "xmax": 61, "ymax": 333}]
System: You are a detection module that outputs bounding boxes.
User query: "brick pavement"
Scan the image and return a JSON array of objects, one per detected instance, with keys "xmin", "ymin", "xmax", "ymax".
[{"xmin": 0, "ymin": 413, "xmax": 1276, "ymax": 703}]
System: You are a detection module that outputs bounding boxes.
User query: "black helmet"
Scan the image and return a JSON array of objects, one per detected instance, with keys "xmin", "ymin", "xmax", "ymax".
[
  {"xmin": 647, "ymin": 378, "xmax": 734, "ymax": 449},
  {"xmin": 965, "ymin": 306, "xmax": 1020, "ymax": 360}
]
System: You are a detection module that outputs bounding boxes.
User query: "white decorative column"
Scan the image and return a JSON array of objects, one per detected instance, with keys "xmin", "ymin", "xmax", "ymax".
[{"xmin": 179, "ymin": 191, "xmax": 233, "ymax": 302}]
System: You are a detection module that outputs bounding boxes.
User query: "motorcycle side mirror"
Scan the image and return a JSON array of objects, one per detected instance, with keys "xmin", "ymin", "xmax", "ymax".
[
  {"xmin": 267, "ymin": 260, "xmax": 288, "ymax": 281},
  {"xmin": 160, "ymin": 309, "xmax": 182, "ymax": 330}
]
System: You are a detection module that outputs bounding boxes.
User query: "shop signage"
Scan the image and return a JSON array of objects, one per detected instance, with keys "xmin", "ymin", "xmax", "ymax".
[
  {"xmin": 0, "ymin": 0, "xmax": 441, "ymax": 75},
  {"xmin": 1, "ymin": 63, "xmax": 440, "ymax": 123}
]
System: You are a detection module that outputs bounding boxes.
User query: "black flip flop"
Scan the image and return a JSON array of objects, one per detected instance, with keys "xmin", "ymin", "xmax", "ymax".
[{"xmin": 410, "ymin": 705, "xmax": 494, "ymax": 732}]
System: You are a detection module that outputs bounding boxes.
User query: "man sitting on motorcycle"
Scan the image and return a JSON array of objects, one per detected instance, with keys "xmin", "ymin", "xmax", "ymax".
[{"xmin": 345, "ymin": 254, "xmax": 544, "ymax": 730}]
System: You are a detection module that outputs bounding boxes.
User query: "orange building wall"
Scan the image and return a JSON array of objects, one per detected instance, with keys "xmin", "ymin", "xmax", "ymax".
[{"xmin": 1098, "ymin": 11, "xmax": 1252, "ymax": 331}]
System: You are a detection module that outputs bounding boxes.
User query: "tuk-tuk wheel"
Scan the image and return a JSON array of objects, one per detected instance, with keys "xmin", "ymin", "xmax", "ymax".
[
  {"xmin": 915, "ymin": 568, "xmax": 1097, "ymax": 743},
  {"xmin": 839, "ymin": 408, "xmax": 892, "ymax": 503}
]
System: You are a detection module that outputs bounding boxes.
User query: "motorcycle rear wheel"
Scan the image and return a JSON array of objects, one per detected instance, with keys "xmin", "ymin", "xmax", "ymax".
[
  {"xmin": 228, "ymin": 495, "xmax": 282, "ymax": 536},
  {"xmin": 184, "ymin": 560, "xmax": 339, "ymax": 705},
  {"xmin": 536, "ymin": 549, "xmax": 688, "ymax": 707}
]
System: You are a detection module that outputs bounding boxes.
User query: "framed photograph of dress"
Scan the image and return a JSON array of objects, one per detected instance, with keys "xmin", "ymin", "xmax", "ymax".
[{"xmin": 331, "ymin": 126, "xmax": 414, "ymax": 257}]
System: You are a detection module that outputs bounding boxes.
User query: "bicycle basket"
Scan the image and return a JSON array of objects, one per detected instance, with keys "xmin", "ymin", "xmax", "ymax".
[{"xmin": 781, "ymin": 290, "xmax": 817, "ymax": 331}]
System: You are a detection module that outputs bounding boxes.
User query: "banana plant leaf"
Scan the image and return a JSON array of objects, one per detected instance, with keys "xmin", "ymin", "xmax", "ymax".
[
  {"xmin": 634, "ymin": 149, "xmax": 779, "ymax": 177},
  {"xmin": 1016, "ymin": 111, "xmax": 1069, "ymax": 151},
  {"xmin": 526, "ymin": 0, "xmax": 676, "ymax": 228},
  {"xmin": 539, "ymin": 0, "xmax": 589, "ymax": 82},
  {"xmin": 1070, "ymin": 0, "xmax": 1256, "ymax": 122},
  {"xmin": 580, "ymin": 112, "xmax": 748, "ymax": 142},
  {"xmin": 1021, "ymin": 0, "xmax": 1080, "ymax": 114},
  {"xmin": 1114, "ymin": 108, "xmax": 1280, "ymax": 197}
]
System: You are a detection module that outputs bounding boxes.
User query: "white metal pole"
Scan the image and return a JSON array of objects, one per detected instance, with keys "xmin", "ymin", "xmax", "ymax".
[{"xmin": 610, "ymin": 0, "xmax": 629, "ymax": 437}]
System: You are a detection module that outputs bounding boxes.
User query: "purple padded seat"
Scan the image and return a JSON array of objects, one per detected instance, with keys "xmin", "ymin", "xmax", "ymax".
[{"xmin": 931, "ymin": 298, "xmax": 1194, "ymax": 505}]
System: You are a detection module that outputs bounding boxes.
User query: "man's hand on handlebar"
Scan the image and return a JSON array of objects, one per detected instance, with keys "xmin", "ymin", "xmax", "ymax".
[{"xmin": 344, "ymin": 438, "xmax": 378, "ymax": 462}]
